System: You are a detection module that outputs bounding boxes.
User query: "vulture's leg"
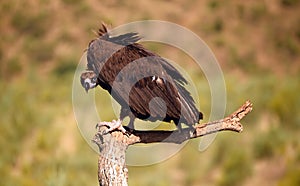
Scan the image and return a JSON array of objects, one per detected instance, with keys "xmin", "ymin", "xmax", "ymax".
[
  {"xmin": 174, "ymin": 119, "xmax": 182, "ymax": 133},
  {"xmin": 126, "ymin": 114, "xmax": 135, "ymax": 131}
]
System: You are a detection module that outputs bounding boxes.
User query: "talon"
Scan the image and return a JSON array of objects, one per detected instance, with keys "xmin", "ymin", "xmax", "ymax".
[
  {"xmin": 124, "ymin": 131, "xmax": 131, "ymax": 137},
  {"xmin": 123, "ymin": 126, "xmax": 133, "ymax": 136},
  {"xmin": 96, "ymin": 119, "xmax": 129, "ymax": 135},
  {"xmin": 96, "ymin": 121, "xmax": 110, "ymax": 129}
]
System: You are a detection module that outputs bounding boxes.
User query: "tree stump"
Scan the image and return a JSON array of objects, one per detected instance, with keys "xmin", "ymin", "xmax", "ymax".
[
  {"xmin": 92, "ymin": 100, "xmax": 253, "ymax": 186},
  {"xmin": 93, "ymin": 128, "xmax": 130, "ymax": 186}
]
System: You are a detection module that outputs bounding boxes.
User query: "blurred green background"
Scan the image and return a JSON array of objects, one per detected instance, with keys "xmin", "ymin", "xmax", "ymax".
[{"xmin": 1, "ymin": 0, "xmax": 300, "ymax": 185}]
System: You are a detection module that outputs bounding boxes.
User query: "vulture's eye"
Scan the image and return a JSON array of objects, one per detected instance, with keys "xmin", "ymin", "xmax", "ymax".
[{"xmin": 92, "ymin": 77, "xmax": 97, "ymax": 83}]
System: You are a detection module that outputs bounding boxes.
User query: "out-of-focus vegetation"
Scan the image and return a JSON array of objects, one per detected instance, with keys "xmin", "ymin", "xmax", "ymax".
[{"xmin": 1, "ymin": 0, "xmax": 300, "ymax": 185}]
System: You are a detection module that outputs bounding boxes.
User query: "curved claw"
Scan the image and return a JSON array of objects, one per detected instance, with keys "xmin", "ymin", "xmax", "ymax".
[{"xmin": 96, "ymin": 119, "xmax": 129, "ymax": 135}]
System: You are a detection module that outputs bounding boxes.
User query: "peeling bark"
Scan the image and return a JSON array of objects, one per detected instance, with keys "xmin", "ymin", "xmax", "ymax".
[{"xmin": 92, "ymin": 100, "xmax": 253, "ymax": 186}]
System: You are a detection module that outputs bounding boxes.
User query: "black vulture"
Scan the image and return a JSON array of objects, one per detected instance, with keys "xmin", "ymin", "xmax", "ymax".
[{"xmin": 80, "ymin": 24, "xmax": 203, "ymax": 133}]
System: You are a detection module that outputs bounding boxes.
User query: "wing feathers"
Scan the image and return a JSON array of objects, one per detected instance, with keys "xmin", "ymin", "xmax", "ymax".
[{"xmin": 86, "ymin": 26, "xmax": 202, "ymax": 126}]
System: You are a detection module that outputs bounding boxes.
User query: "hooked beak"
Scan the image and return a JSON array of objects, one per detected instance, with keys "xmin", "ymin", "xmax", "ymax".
[{"xmin": 84, "ymin": 83, "xmax": 90, "ymax": 93}]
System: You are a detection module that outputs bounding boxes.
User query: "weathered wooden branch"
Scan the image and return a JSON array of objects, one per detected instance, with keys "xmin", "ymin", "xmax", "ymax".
[{"xmin": 92, "ymin": 100, "xmax": 252, "ymax": 186}]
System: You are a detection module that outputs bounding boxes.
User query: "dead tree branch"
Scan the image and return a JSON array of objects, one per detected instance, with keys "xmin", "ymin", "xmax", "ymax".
[{"xmin": 93, "ymin": 100, "xmax": 253, "ymax": 186}]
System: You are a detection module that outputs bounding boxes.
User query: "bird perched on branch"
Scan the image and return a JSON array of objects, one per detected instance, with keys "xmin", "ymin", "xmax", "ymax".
[{"xmin": 80, "ymin": 23, "xmax": 203, "ymax": 134}]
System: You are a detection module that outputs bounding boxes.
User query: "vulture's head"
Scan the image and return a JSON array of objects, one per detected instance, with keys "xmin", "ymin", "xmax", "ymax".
[{"xmin": 80, "ymin": 71, "xmax": 98, "ymax": 93}]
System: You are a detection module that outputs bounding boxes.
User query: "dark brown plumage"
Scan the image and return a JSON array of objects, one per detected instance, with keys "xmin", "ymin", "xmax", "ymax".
[{"xmin": 80, "ymin": 24, "xmax": 203, "ymax": 131}]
